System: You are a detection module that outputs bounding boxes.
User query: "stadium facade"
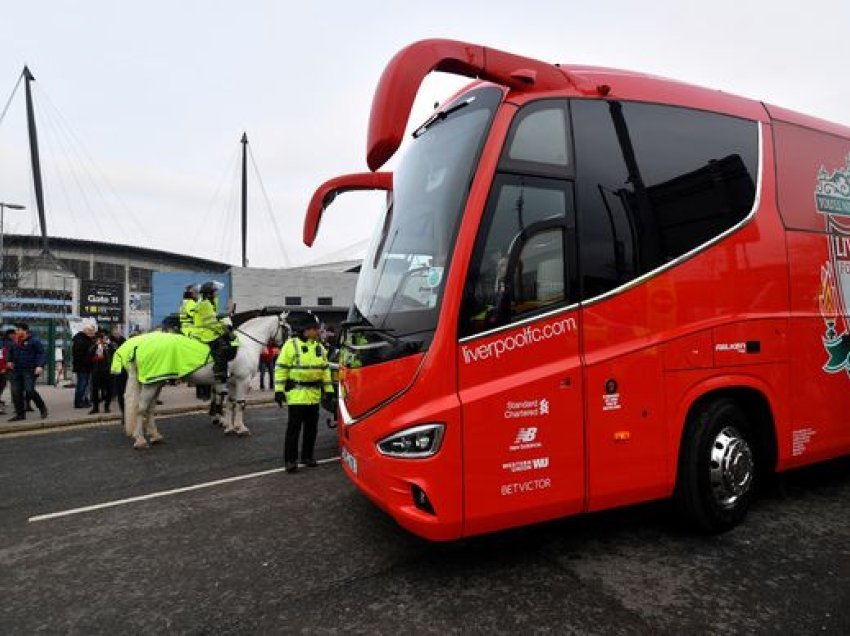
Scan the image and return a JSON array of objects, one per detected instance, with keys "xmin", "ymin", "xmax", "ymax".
[{"xmin": 0, "ymin": 234, "xmax": 358, "ymax": 337}]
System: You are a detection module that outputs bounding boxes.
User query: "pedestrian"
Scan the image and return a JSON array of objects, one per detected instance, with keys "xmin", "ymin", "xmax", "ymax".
[
  {"xmin": 110, "ymin": 326, "xmax": 128, "ymax": 415},
  {"xmin": 72, "ymin": 323, "xmax": 96, "ymax": 408},
  {"xmin": 53, "ymin": 343, "xmax": 65, "ymax": 386},
  {"xmin": 88, "ymin": 329, "xmax": 114, "ymax": 413},
  {"xmin": 258, "ymin": 339, "xmax": 279, "ymax": 390},
  {"xmin": 7, "ymin": 323, "xmax": 48, "ymax": 421},
  {"xmin": 0, "ymin": 328, "xmax": 13, "ymax": 414},
  {"xmin": 274, "ymin": 311, "xmax": 334, "ymax": 473}
]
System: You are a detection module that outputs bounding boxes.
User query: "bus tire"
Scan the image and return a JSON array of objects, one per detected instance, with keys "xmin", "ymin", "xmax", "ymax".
[{"xmin": 675, "ymin": 397, "xmax": 756, "ymax": 533}]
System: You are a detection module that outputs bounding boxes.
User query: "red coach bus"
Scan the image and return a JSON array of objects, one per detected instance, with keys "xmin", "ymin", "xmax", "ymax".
[{"xmin": 304, "ymin": 39, "xmax": 850, "ymax": 540}]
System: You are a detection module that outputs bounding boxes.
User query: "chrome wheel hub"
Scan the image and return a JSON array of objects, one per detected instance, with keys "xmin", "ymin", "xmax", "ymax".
[{"xmin": 709, "ymin": 426, "xmax": 754, "ymax": 509}]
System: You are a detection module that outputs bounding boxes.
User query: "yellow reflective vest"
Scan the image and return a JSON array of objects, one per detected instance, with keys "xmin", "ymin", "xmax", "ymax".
[
  {"xmin": 179, "ymin": 298, "xmax": 197, "ymax": 336},
  {"xmin": 192, "ymin": 298, "xmax": 227, "ymax": 343},
  {"xmin": 274, "ymin": 337, "xmax": 333, "ymax": 405}
]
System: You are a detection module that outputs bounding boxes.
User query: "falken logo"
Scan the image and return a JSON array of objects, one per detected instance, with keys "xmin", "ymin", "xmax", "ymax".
[
  {"xmin": 816, "ymin": 154, "xmax": 850, "ymax": 377},
  {"xmin": 715, "ymin": 342, "xmax": 746, "ymax": 353}
]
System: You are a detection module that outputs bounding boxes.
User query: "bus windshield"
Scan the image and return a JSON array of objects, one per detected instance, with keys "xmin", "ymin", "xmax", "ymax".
[{"xmin": 348, "ymin": 86, "xmax": 502, "ymax": 363}]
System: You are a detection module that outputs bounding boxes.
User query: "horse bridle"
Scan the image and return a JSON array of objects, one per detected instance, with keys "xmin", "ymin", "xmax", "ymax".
[{"xmin": 234, "ymin": 315, "xmax": 287, "ymax": 346}]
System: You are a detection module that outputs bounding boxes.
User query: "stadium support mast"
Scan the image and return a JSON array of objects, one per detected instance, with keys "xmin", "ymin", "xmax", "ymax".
[
  {"xmin": 241, "ymin": 131, "xmax": 248, "ymax": 268},
  {"xmin": 23, "ymin": 66, "xmax": 50, "ymax": 254}
]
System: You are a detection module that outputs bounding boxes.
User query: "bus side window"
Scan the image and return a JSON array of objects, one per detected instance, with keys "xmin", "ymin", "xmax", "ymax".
[
  {"xmin": 572, "ymin": 99, "xmax": 759, "ymax": 301},
  {"xmin": 460, "ymin": 175, "xmax": 574, "ymax": 337}
]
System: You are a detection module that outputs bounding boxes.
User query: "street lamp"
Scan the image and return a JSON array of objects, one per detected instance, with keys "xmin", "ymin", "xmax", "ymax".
[{"xmin": 0, "ymin": 201, "xmax": 26, "ymax": 324}]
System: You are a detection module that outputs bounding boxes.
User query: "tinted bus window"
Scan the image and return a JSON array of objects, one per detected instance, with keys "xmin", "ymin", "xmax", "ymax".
[
  {"xmin": 572, "ymin": 100, "xmax": 758, "ymax": 300},
  {"xmin": 461, "ymin": 174, "xmax": 574, "ymax": 337},
  {"xmin": 500, "ymin": 100, "xmax": 572, "ymax": 176}
]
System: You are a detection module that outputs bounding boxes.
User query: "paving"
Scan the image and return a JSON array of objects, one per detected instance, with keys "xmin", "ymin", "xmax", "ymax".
[
  {"xmin": 0, "ymin": 407, "xmax": 848, "ymax": 634},
  {"xmin": 0, "ymin": 377, "xmax": 275, "ymax": 434}
]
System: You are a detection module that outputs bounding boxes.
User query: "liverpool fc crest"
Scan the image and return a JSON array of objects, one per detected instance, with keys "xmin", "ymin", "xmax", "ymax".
[{"xmin": 816, "ymin": 154, "xmax": 850, "ymax": 375}]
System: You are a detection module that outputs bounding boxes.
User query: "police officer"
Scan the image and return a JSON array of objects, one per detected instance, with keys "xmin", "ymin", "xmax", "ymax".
[
  {"xmin": 178, "ymin": 284, "xmax": 199, "ymax": 336},
  {"xmin": 192, "ymin": 281, "xmax": 232, "ymax": 399},
  {"xmin": 274, "ymin": 311, "xmax": 333, "ymax": 473}
]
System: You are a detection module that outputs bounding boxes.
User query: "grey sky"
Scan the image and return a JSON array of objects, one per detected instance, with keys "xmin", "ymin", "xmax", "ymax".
[{"xmin": 1, "ymin": 1, "xmax": 849, "ymax": 268}]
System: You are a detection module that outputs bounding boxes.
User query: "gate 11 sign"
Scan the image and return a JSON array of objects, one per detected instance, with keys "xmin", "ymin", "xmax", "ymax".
[{"xmin": 81, "ymin": 280, "xmax": 123, "ymax": 326}]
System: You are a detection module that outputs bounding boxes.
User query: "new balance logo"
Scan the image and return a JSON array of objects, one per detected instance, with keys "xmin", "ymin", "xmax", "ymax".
[{"xmin": 514, "ymin": 427, "xmax": 538, "ymax": 444}]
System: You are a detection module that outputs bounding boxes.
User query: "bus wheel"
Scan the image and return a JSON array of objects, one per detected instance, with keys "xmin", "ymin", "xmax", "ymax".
[{"xmin": 676, "ymin": 398, "xmax": 756, "ymax": 533}]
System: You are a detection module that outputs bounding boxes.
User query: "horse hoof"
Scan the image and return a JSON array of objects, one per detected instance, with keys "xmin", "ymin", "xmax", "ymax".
[
  {"xmin": 223, "ymin": 427, "xmax": 236, "ymax": 436},
  {"xmin": 150, "ymin": 436, "xmax": 165, "ymax": 445},
  {"xmin": 236, "ymin": 428, "xmax": 251, "ymax": 437},
  {"xmin": 133, "ymin": 440, "xmax": 148, "ymax": 450}
]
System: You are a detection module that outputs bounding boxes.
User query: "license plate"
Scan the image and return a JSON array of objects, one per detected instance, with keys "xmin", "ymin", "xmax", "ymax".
[{"xmin": 341, "ymin": 446, "xmax": 358, "ymax": 474}]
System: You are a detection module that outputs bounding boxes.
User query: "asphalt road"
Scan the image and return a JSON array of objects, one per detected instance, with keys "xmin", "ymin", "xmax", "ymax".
[{"xmin": 1, "ymin": 407, "xmax": 849, "ymax": 634}]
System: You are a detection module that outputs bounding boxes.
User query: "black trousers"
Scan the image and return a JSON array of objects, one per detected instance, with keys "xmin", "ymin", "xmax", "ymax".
[
  {"xmin": 11, "ymin": 371, "xmax": 46, "ymax": 417},
  {"xmin": 112, "ymin": 372, "xmax": 127, "ymax": 412},
  {"xmin": 209, "ymin": 337, "xmax": 231, "ymax": 383},
  {"xmin": 285, "ymin": 404, "xmax": 319, "ymax": 464},
  {"xmin": 91, "ymin": 372, "xmax": 112, "ymax": 409}
]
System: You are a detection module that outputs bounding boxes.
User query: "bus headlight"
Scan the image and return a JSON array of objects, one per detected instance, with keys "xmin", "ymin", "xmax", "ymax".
[{"xmin": 377, "ymin": 423, "xmax": 445, "ymax": 458}]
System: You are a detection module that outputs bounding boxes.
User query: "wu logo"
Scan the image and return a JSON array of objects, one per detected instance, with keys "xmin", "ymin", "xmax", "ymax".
[
  {"xmin": 514, "ymin": 427, "xmax": 538, "ymax": 444},
  {"xmin": 539, "ymin": 399, "xmax": 550, "ymax": 415},
  {"xmin": 532, "ymin": 457, "xmax": 549, "ymax": 469}
]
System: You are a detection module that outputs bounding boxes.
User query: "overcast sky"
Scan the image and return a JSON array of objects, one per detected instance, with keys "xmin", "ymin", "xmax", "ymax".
[{"xmin": 1, "ymin": 0, "xmax": 849, "ymax": 268}]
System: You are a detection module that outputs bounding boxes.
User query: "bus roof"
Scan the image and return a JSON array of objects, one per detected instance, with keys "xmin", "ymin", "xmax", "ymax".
[{"xmin": 366, "ymin": 39, "xmax": 850, "ymax": 171}]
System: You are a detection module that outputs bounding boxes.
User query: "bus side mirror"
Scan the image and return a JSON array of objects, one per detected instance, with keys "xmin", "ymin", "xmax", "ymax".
[{"xmin": 303, "ymin": 172, "xmax": 393, "ymax": 247}]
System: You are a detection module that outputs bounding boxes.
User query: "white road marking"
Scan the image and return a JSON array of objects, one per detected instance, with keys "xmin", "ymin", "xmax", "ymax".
[{"xmin": 28, "ymin": 456, "xmax": 341, "ymax": 523}]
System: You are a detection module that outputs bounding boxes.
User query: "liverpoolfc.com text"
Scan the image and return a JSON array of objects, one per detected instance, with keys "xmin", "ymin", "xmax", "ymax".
[{"xmin": 461, "ymin": 317, "xmax": 577, "ymax": 364}]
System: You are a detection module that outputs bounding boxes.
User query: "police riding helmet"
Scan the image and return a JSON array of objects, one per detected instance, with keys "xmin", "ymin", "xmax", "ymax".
[
  {"xmin": 287, "ymin": 310, "xmax": 320, "ymax": 335},
  {"xmin": 183, "ymin": 283, "xmax": 199, "ymax": 299},
  {"xmin": 200, "ymin": 280, "xmax": 223, "ymax": 299}
]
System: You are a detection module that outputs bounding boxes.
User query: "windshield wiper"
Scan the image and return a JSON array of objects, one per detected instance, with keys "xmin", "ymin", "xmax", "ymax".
[{"xmin": 412, "ymin": 97, "xmax": 474, "ymax": 138}]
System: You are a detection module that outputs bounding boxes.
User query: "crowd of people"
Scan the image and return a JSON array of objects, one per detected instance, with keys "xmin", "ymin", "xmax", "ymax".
[
  {"xmin": 0, "ymin": 321, "xmax": 131, "ymax": 422},
  {"xmin": 70, "ymin": 322, "xmax": 127, "ymax": 414}
]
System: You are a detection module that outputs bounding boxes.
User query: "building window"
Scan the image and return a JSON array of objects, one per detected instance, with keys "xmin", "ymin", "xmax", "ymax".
[
  {"xmin": 93, "ymin": 261, "xmax": 126, "ymax": 283},
  {"xmin": 1, "ymin": 255, "xmax": 20, "ymax": 289},
  {"xmin": 317, "ymin": 296, "xmax": 333, "ymax": 306},
  {"xmin": 285, "ymin": 296, "xmax": 302, "ymax": 306},
  {"xmin": 59, "ymin": 258, "xmax": 90, "ymax": 280},
  {"xmin": 129, "ymin": 266, "xmax": 152, "ymax": 293}
]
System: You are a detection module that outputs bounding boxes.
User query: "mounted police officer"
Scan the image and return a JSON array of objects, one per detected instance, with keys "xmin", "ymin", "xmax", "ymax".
[
  {"xmin": 178, "ymin": 284, "xmax": 199, "ymax": 336},
  {"xmin": 192, "ymin": 281, "xmax": 234, "ymax": 403},
  {"xmin": 274, "ymin": 311, "xmax": 334, "ymax": 473}
]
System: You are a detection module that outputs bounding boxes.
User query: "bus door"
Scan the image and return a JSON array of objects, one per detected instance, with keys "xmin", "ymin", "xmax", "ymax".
[{"xmin": 457, "ymin": 163, "xmax": 584, "ymax": 536}]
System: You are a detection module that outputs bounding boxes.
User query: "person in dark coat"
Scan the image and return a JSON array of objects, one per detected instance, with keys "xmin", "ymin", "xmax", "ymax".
[
  {"xmin": 7, "ymin": 323, "xmax": 48, "ymax": 421},
  {"xmin": 72, "ymin": 324, "xmax": 95, "ymax": 408},
  {"xmin": 0, "ymin": 328, "xmax": 14, "ymax": 414},
  {"xmin": 88, "ymin": 329, "xmax": 115, "ymax": 414},
  {"xmin": 109, "ymin": 326, "xmax": 127, "ymax": 415}
]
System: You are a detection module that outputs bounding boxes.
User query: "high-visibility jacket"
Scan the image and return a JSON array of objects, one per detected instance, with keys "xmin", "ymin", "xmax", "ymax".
[
  {"xmin": 274, "ymin": 336, "xmax": 333, "ymax": 405},
  {"xmin": 192, "ymin": 298, "xmax": 227, "ymax": 343},
  {"xmin": 179, "ymin": 298, "xmax": 197, "ymax": 336}
]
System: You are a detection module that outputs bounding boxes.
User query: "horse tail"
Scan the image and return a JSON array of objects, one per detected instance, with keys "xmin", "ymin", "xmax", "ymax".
[{"xmin": 124, "ymin": 361, "xmax": 140, "ymax": 438}]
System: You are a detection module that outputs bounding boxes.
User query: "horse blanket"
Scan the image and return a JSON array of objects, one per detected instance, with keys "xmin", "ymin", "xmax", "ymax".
[{"xmin": 111, "ymin": 332, "xmax": 211, "ymax": 384}]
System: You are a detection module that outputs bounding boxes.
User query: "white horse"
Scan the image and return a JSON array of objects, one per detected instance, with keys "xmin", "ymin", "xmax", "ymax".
[{"xmin": 123, "ymin": 310, "xmax": 287, "ymax": 449}]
